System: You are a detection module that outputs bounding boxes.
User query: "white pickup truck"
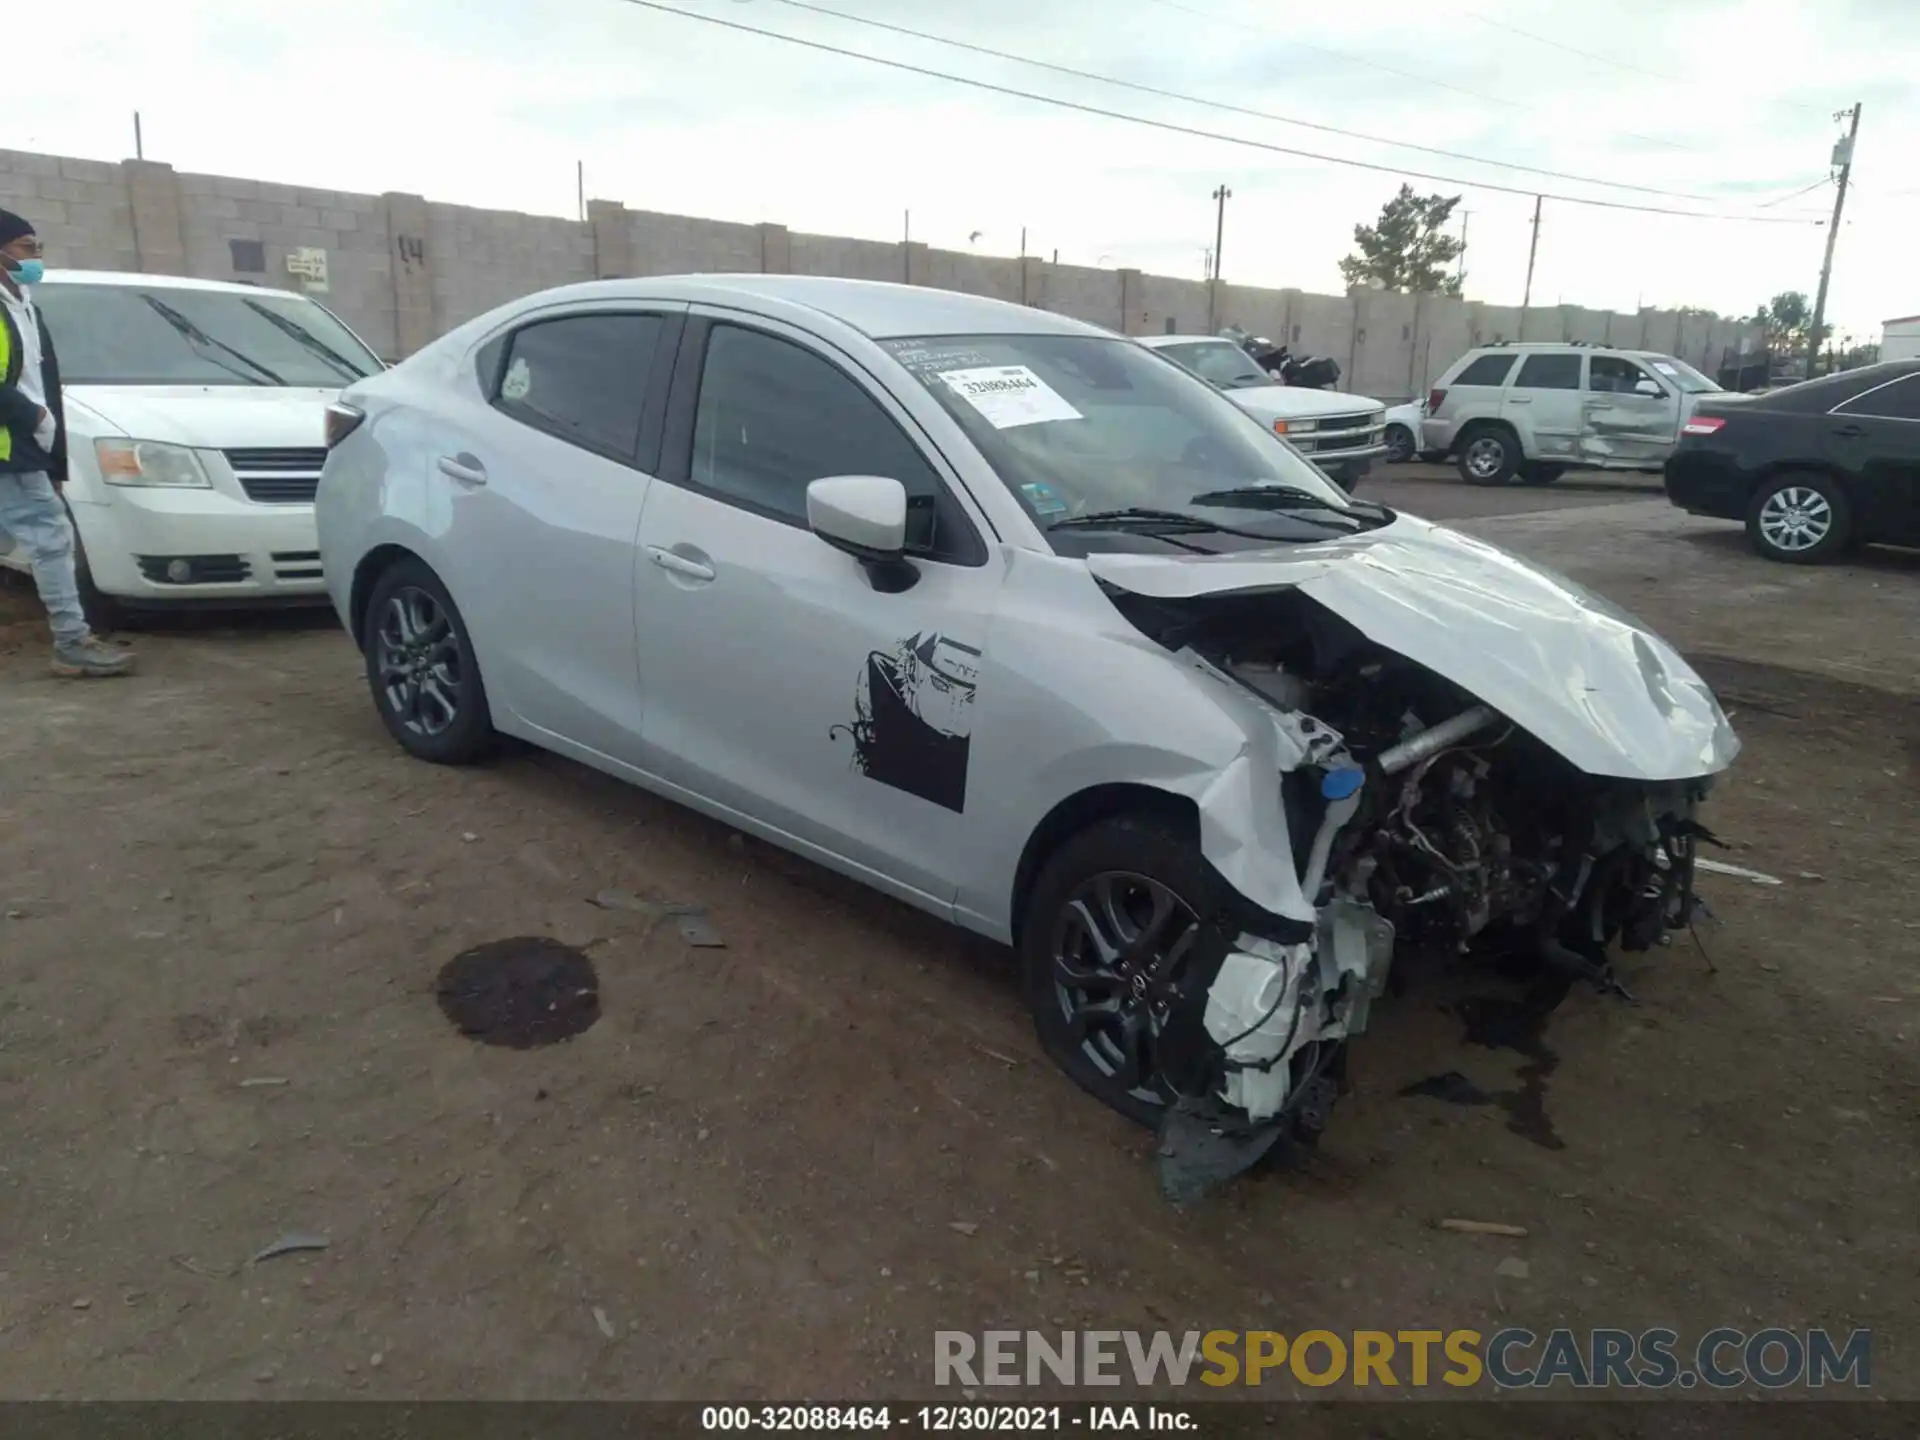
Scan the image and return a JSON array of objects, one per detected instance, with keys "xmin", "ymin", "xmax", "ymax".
[{"xmin": 1136, "ymin": 333, "xmax": 1389, "ymax": 490}]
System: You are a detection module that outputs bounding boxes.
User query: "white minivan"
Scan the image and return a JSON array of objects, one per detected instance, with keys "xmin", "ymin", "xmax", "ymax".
[{"xmin": 0, "ymin": 270, "xmax": 385, "ymax": 625}]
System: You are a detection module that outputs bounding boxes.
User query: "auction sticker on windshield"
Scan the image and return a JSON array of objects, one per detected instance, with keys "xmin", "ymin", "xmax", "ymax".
[{"xmin": 938, "ymin": 365, "xmax": 1083, "ymax": 430}]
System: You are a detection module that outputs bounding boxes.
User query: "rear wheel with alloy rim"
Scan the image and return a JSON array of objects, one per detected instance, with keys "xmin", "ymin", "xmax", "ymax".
[
  {"xmin": 1457, "ymin": 428, "xmax": 1519, "ymax": 486},
  {"xmin": 1385, "ymin": 424, "xmax": 1416, "ymax": 464},
  {"xmin": 1021, "ymin": 813, "xmax": 1213, "ymax": 1127},
  {"xmin": 1746, "ymin": 472, "xmax": 1852, "ymax": 565},
  {"xmin": 363, "ymin": 558, "xmax": 495, "ymax": 763}
]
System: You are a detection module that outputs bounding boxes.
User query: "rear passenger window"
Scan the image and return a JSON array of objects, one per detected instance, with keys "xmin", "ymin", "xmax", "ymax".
[
  {"xmin": 1515, "ymin": 353, "xmax": 1582, "ymax": 390},
  {"xmin": 1837, "ymin": 374, "xmax": 1920, "ymax": 421},
  {"xmin": 494, "ymin": 313, "xmax": 663, "ymax": 462},
  {"xmin": 1455, "ymin": 354, "xmax": 1518, "ymax": 386}
]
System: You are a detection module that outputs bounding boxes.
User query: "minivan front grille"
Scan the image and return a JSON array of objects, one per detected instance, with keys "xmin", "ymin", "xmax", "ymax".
[{"xmin": 225, "ymin": 447, "xmax": 327, "ymax": 504}]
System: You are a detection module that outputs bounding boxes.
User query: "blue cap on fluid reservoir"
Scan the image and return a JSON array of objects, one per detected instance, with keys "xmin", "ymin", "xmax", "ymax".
[{"xmin": 1320, "ymin": 766, "xmax": 1365, "ymax": 801}]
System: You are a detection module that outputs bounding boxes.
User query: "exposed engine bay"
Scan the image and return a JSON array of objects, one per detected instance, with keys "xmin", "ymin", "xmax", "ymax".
[{"xmin": 1110, "ymin": 586, "xmax": 1720, "ymax": 1204}]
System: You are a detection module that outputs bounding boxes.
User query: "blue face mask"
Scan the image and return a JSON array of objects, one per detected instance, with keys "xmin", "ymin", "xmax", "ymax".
[{"xmin": 7, "ymin": 258, "xmax": 45, "ymax": 285}]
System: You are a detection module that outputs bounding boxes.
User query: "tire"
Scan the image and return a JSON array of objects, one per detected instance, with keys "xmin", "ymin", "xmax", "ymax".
[
  {"xmin": 1456, "ymin": 426, "xmax": 1519, "ymax": 486},
  {"xmin": 1745, "ymin": 471, "xmax": 1852, "ymax": 565},
  {"xmin": 59, "ymin": 498, "xmax": 126, "ymax": 632},
  {"xmin": 361, "ymin": 556, "xmax": 495, "ymax": 764},
  {"xmin": 1020, "ymin": 813, "xmax": 1218, "ymax": 1129},
  {"xmin": 1517, "ymin": 462, "xmax": 1566, "ymax": 487},
  {"xmin": 71, "ymin": 530, "xmax": 126, "ymax": 633},
  {"xmin": 1384, "ymin": 424, "xmax": 1416, "ymax": 464}
]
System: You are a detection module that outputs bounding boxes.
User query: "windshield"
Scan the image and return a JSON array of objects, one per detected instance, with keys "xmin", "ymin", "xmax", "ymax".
[
  {"xmin": 1644, "ymin": 354, "xmax": 1721, "ymax": 394},
  {"xmin": 34, "ymin": 283, "xmax": 384, "ymax": 387},
  {"xmin": 881, "ymin": 333, "xmax": 1367, "ymax": 548},
  {"xmin": 1155, "ymin": 339, "xmax": 1274, "ymax": 389}
]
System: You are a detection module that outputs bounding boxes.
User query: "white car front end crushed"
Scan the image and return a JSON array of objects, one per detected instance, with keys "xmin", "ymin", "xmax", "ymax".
[{"xmin": 1071, "ymin": 517, "xmax": 1738, "ymax": 1203}]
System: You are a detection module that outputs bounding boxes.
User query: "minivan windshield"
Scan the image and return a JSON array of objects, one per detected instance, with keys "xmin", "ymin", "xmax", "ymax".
[
  {"xmin": 1155, "ymin": 338, "xmax": 1274, "ymax": 390},
  {"xmin": 1644, "ymin": 355, "xmax": 1721, "ymax": 394},
  {"xmin": 34, "ymin": 283, "xmax": 384, "ymax": 387},
  {"xmin": 882, "ymin": 334, "xmax": 1375, "ymax": 547}
]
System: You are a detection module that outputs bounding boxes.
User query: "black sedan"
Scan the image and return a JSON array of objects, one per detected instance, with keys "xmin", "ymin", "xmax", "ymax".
[{"xmin": 1664, "ymin": 359, "xmax": 1920, "ymax": 563}]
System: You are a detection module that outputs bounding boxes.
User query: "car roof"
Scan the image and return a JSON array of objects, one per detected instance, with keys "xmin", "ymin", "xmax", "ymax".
[
  {"xmin": 39, "ymin": 269, "xmax": 314, "ymax": 302},
  {"xmin": 510, "ymin": 274, "xmax": 1111, "ymax": 342},
  {"xmin": 1466, "ymin": 342, "xmax": 1674, "ymax": 356},
  {"xmin": 1137, "ymin": 335, "xmax": 1240, "ymax": 347}
]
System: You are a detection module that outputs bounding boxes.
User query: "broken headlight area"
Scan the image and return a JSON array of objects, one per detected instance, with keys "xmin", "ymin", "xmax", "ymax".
[{"xmin": 1114, "ymin": 587, "xmax": 1721, "ymax": 1204}]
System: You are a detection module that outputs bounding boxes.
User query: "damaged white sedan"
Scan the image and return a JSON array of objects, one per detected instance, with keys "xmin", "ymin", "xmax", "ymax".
[{"xmin": 315, "ymin": 276, "xmax": 1738, "ymax": 1201}]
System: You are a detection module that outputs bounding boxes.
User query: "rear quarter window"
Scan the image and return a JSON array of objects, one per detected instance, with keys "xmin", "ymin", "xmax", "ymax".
[
  {"xmin": 1452, "ymin": 353, "xmax": 1518, "ymax": 386},
  {"xmin": 1514, "ymin": 353, "xmax": 1582, "ymax": 390}
]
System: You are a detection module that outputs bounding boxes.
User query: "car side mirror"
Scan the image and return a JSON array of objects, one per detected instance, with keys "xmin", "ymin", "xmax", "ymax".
[
  {"xmin": 1634, "ymin": 378, "xmax": 1663, "ymax": 397},
  {"xmin": 806, "ymin": 475, "xmax": 918, "ymax": 593}
]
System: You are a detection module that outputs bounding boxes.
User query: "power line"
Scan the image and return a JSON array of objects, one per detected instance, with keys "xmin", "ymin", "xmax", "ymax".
[
  {"xmin": 1132, "ymin": 0, "xmax": 1695, "ymax": 155},
  {"xmin": 756, "ymin": 0, "xmax": 1745, "ymax": 203},
  {"xmin": 612, "ymin": 0, "xmax": 1827, "ymax": 225},
  {"xmin": 1758, "ymin": 176, "xmax": 1834, "ymax": 208},
  {"xmin": 1461, "ymin": 10, "xmax": 1829, "ymax": 117}
]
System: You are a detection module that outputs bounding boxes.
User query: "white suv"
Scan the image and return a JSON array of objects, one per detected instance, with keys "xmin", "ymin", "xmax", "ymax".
[{"xmin": 1422, "ymin": 342, "xmax": 1726, "ymax": 486}]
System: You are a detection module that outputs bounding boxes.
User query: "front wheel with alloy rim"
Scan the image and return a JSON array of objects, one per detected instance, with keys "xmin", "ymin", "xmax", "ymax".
[
  {"xmin": 1746, "ymin": 472, "xmax": 1852, "ymax": 565},
  {"xmin": 1457, "ymin": 428, "xmax": 1519, "ymax": 486},
  {"xmin": 1384, "ymin": 424, "xmax": 1416, "ymax": 464},
  {"xmin": 1021, "ymin": 813, "xmax": 1214, "ymax": 1128},
  {"xmin": 362, "ymin": 558, "xmax": 495, "ymax": 763}
]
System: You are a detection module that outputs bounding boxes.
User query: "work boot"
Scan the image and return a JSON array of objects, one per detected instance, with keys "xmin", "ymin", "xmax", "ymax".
[{"xmin": 51, "ymin": 635, "xmax": 135, "ymax": 678}]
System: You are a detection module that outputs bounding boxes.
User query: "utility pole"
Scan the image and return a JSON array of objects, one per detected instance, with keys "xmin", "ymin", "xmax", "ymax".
[
  {"xmin": 1456, "ymin": 209, "xmax": 1469, "ymax": 289},
  {"xmin": 1519, "ymin": 195, "xmax": 1543, "ymax": 330},
  {"xmin": 1207, "ymin": 184, "xmax": 1231, "ymax": 332},
  {"xmin": 1807, "ymin": 101, "xmax": 1861, "ymax": 379},
  {"xmin": 576, "ymin": 161, "xmax": 585, "ymax": 223},
  {"xmin": 1210, "ymin": 184, "xmax": 1232, "ymax": 280},
  {"xmin": 133, "ymin": 112, "xmax": 144, "ymax": 161}
]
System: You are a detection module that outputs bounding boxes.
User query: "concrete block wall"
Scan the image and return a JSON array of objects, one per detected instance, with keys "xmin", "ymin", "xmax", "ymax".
[{"xmin": 0, "ymin": 145, "xmax": 1761, "ymax": 399}]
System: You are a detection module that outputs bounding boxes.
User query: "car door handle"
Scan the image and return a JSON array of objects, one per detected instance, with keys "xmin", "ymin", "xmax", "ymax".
[
  {"xmin": 1507, "ymin": 396, "xmax": 1532, "ymax": 404},
  {"xmin": 436, "ymin": 454, "xmax": 488, "ymax": 486},
  {"xmin": 647, "ymin": 545, "xmax": 715, "ymax": 582},
  {"xmin": 1830, "ymin": 423, "xmax": 1865, "ymax": 438}
]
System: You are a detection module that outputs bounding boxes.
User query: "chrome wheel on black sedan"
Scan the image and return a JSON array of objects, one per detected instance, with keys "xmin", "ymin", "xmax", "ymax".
[{"xmin": 1746, "ymin": 472, "xmax": 1852, "ymax": 565}]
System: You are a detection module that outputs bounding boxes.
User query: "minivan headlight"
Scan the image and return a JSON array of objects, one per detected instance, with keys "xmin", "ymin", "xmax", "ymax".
[{"xmin": 94, "ymin": 439, "xmax": 212, "ymax": 488}]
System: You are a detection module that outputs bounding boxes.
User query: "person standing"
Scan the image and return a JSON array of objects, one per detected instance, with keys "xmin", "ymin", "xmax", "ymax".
[{"xmin": 0, "ymin": 208, "xmax": 132, "ymax": 676}]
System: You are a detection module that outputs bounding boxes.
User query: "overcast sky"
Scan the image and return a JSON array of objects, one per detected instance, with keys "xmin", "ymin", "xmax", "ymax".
[{"xmin": 8, "ymin": 0, "xmax": 1915, "ymax": 339}]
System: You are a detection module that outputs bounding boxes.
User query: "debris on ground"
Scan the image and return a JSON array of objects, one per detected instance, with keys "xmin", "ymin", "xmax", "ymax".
[
  {"xmin": 589, "ymin": 889, "xmax": 658, "ymax": 914},
  {"xmin": 592, "ymin": 1305, "xmax": 617, "ymax": 1340},
  {"xmin": 250, "ymin": 1231, "xmax": 331, "ymax": 1265},
  {"xmin": 239, "ymin": 1077, "xmax": 289, "ymax": 1088},
  {"xmin": 671, "ymin": 906, "xmax": 725, "ymax": 948},
  {"xmin": 948, "ymin": 1221, "xmax": 979, "ymax": 1237},
  {"xmin": 1695, "ymin": 857, "xmax": 1784, "ymax": 886},
  {"xmin": 1493, "ymin": 1256, "xmax": 1530, "ymax": 1280},
  {"xmin": 1438, "ymin": 1218, "xmax": 1529, "ymax": 1237}
]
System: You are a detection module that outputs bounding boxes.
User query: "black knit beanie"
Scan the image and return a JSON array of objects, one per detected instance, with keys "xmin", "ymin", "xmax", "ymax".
[{"xmin": 0, "ymin": 209, "xmax": 36, "ymax": 247}]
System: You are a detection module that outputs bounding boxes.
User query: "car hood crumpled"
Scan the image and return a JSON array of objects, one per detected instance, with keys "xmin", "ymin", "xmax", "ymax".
[{"xmin": 1085, "ymin": 514, "xmax": 1739, "ymax": 783}]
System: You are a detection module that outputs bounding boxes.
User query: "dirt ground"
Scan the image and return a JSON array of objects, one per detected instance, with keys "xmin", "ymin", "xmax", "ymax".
[{"xmin": 1, "ymin": 466, "xmax": 1916, "ymax": 1410}]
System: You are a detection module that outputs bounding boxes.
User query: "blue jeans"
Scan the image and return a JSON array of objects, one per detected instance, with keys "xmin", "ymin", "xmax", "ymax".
[{"xmin": 0, "ymin": 471, "xmax": 90, "ymax": 646}]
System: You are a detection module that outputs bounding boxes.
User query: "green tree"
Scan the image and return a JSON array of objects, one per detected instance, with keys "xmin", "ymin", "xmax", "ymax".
[
  {"xmin": 1752, "ymin": 291, "xmax": 1826, "ymax": 352},
  {"xmin": 1339, "ymin": 185, "xmax": 1465, "ymax": 296}
]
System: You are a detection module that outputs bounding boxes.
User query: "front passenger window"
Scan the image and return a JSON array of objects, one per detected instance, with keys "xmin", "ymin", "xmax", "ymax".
[
  {"xmin": 690, "ymin": 324, "xmax": 965, "ymax": 557},
  {"xmin": 1589, "ymin": 355, "xmax": 1655, "ymax": 393}
]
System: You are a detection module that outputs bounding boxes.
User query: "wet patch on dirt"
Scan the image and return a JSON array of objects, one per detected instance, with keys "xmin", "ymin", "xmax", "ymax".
[
  {"xmin": 1454, "ymin": 978, "xmax": 1573, "ymax": 1150},
  {"xmin": 434, "ymin": 936, "xmax": 601, "ymax": 1049}
]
